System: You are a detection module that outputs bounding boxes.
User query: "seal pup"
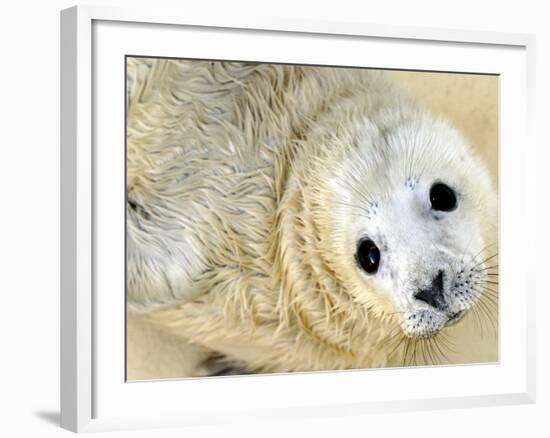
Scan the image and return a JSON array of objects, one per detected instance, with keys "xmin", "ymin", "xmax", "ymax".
[{"xmin": 126, "ymin": 58, "xmax": 498, "ymax": 374}]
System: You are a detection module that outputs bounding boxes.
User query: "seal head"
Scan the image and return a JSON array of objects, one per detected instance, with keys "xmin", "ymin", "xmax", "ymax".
[{"xmin": 310, "ymin": 106, "xmax": 497, "ymax": 341}]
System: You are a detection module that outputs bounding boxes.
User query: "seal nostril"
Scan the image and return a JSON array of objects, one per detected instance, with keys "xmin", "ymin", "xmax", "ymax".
[
  {"xmin": 433, "ymin": 270, "xmax": 444, "ymax": 292},
  {"xmin": 414, "ymin": 270, "xmax": 445, "ymax": 309},
  {"xmin": 414, "ymin": 289, "xmax": 439, "ymax": 309}
]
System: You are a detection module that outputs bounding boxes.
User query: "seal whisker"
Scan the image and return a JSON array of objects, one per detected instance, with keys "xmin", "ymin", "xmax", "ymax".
[
  {"xmin": 432, "ymin": 335, "xmax": 449, "ymax": 363},
  {"xmin": 475, "ymin": 297, "xmax": 497, "ymax": 335},
  {"xmin": 473, "ymin": 264, "xmax": 499, "ymax": 272},
  {"xmin": 469, "ymin": 252, "xmax": 499, "ymax": 271},
  {"xmin": 474, "ymin": 284, "xmax": 499, "ymax": 300},
  {"xmin": 476, "ymin": 286, "xmax": 499, "ymax": 299},
  {"xmin": 465, "ymin": 242, "xmax": 498, "ymax": 267}
]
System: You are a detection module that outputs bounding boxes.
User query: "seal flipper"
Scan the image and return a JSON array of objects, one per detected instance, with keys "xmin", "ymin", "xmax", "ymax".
[
  {"xmin": 196, "ymin": 353, "xmax": 251, "ymax": 377},
  {"xmin": 126, "ymin": 194, "xmax": 208, "ymax": 312}
]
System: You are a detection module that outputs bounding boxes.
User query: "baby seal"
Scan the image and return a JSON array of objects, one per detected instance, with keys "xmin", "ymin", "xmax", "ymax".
[{"xmin": 126, "ymin": 59, "xmax": 498, "ymax": 374}]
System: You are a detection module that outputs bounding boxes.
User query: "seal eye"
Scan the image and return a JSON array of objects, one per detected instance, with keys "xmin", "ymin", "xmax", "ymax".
[
  {"xmin": 429, "ymin": 183, "xmax": 457, "ymax": 212},
  {"xmin": 356, "ymin": 238, "xmax": 380, "ymax": 274}
]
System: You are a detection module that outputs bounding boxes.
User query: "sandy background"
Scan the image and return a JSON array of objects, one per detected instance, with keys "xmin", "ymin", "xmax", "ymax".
[{"xmin": 127, "ymin": 69, "xmax": 499, "ymax": 380}]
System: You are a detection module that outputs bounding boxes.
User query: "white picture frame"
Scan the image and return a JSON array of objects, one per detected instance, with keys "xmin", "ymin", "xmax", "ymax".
[{"xmin": 60, "ymin": 4, "xmax": 537, "ymax": 433}]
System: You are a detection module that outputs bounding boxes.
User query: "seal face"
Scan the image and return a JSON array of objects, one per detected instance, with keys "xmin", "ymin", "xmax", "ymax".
[{"xmin": 325, "ymin": 110, "xmax": 497, "ymax": 341}]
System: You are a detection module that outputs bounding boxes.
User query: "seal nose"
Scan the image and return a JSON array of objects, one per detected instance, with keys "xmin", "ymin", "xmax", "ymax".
[{"xmin": 414, "ymin": 270, "xmax": 445, "ymax": 310}]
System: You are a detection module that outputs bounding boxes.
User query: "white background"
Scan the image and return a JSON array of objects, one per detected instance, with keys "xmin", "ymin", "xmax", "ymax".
[{"xmin": 0, "ymin": 0, "xmax": 547, "ymax": 437}]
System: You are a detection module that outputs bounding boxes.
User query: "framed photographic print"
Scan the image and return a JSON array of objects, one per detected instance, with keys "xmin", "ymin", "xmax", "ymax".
[{"xmin": 60, "ymin": 5, "xmax": 536, "ymax": 433}]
